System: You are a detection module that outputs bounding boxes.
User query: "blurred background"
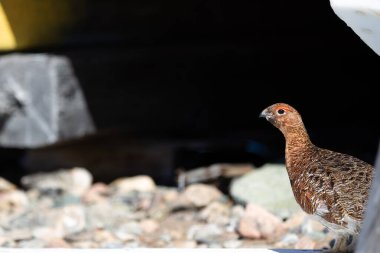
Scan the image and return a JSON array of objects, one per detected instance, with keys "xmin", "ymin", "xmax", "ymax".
[
  {"xmin": 0, "ymin": 0, "xmax": 379, "ymax": 250},
  {"xmin": 0, "ymin": 0, "xmax": 379, "ymax": 185}
]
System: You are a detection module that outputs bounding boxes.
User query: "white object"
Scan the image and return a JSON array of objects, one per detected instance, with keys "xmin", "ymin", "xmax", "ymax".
[{"xmin": 330, "ymin": 0, "xmax": 380, "ymax": 55}]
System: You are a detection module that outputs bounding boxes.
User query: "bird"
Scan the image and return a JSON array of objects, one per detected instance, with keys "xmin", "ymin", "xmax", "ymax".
[{"xmin": 260, "ymin": 103, "xmax": 374, "ymax": 252}]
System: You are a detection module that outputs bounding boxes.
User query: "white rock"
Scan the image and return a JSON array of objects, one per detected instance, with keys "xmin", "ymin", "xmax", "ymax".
[
  {"xmin": 17, "ymin": 239, "xmax": 46, "ymax": 248},
  {"xmin": 281, "ymin": 233, "xmax": 299, "ymax": 245},
  {"xmin": 21, "ymin": 167, "xmax": 92, "ymax": 196},
  {"xmin": 190, "ymin": 224, "xmax": 224, "ymax": 244},
  {"xmin": 57, "ymin": 205, "xmax": 86, "ymax": 235},
  {"xmin": 0, "ymin": 177, "xmax": 16, "ymax": 192},
  {"xmin": 223, "ymin": 240, "xmax": 242, "ymax": 248},
  {"xmin": 0, "ymin": 190, "xmax": 29, "ymax": 212},
  {"xmin": 32, "ymin": 227, "xmax": 64, "ymax": 240},
  {"xmin": 110, "ymin": 175, "xmax": 156, "ymax": 194}
]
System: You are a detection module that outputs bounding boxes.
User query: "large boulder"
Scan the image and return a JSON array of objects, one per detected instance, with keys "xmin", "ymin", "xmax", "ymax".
[
  {"xmin": 230, "ymin": 163, "xmax": 302, "ymax": 219},
  {"xmin": 0, "ymin": 54, "xmax": 95, "ymax": 148}
]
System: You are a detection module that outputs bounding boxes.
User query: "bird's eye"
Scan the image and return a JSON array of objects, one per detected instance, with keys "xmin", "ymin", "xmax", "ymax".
[{"xmin": 277, "ymin": 109, "xmax": 285, "ymax": 115}]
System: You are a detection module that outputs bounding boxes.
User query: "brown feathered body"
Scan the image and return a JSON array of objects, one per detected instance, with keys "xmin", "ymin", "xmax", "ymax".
[{"xmin": 261, "ymin": 103, "xmax": 374, "ymax": 252}]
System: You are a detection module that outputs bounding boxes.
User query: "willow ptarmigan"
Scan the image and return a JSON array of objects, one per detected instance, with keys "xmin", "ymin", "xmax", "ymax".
[{"xmin": 260, "ymin": 103, "xmax": 374, "ymax": 252}]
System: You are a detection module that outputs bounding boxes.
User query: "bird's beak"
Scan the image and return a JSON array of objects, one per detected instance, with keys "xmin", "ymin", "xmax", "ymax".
[{"xmin": 259, "ymin": 109, "xmax": 268, "ymax": 118}]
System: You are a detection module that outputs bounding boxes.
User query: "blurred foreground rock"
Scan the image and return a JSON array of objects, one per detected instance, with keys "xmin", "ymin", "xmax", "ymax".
[
  {"xmin": 238, "ymin": 203, "xmax": 285, "ymax": 239},
  {"xmin": 0, "ymin": 165, "xmax": 332, "ymax": 249},
  {"xmin": 0, "ymin": 54, "xmax": 95, "ymax": 148},
  {"xmin": 230, "ymin": 163, "xmax": 302, "ymax": 219},
  {"xmin": 21, "ymin": 167, "xmax": 92, "ymax": 196}
]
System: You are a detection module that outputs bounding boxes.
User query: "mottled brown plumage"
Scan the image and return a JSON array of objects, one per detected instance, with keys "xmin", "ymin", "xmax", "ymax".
[{"xmin": 260, "ymin": 103, "xmax": 374, "ymax": 252}]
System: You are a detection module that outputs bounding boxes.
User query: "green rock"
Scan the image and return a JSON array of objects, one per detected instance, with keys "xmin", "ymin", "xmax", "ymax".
[{"xmin": 230, "ymin": 163, "xmax": 301, "ymax": 219}]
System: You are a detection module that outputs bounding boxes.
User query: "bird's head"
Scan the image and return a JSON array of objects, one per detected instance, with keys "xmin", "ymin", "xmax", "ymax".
[{"xmin": 260, "ymin": 103, "xmax": 305, "ymax": 134}]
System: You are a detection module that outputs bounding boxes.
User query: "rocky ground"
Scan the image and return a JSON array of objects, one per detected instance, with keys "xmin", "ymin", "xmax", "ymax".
[{"xmin": 0, "ymin": 165, "xmax": 333, "ymax": 249}]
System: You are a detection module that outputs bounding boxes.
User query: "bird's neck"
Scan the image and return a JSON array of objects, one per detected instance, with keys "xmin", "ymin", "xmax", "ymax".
[
  {"xmin": 284, "ymin": 127, "xmax": 313, "ymax": 149},
  {"xmin": 283, "ymin": 126, "xmax": 315, "ymax": 177}
]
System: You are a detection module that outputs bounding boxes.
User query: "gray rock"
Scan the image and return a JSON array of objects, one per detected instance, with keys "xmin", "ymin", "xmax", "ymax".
[
  {"xmin": 16, "ymin": 239, "xmax": 46, "ymax": 248},
  {"xmin": 58, "ymin": 205, "xmax": 86, "ymax": 235},
  {"xmin": 280, "ymin": 233, "xmax": 299, "ymax": 245},
  {"xmin": 12, "ymin": 204, "xmax": 85, "ymax": 238},
  {"xmin": 0, "ymin": 54, "xmax": 95, "ymax": 148},
  {"xmin": 284, "ymin": 211, "xmax": 327, "ymax": 239},
  {"xmin": 114, "ymin": 222, "xmax": 142, "ymax": 237},
  {"xmin": 16, "ymin": 205, "xmax": 86, "ymax": 238},
  {"xmin": 7, "ymin": 229, "xmax": 33, "ymax": 241},
  {"xmin": 230, "ymin": 163, "xmax": 301, "ymax": 218},
  {"xmin": 101, "ymin": 242, "xmax": 125, "ymax": 248},
  {"xmin": 223, "ymin": 240, "xmax": 242, "ymax": 248},
  {"xmin": 208, "ymin": 243, "xmax": 222, "ymax": 248},
  {"xmin": 199, "ymin": 201, "xmax": 230, "ymax": 225},
  {"xmin": 190, "ymin": 224, "xmax": 224, "ymax": 244},
  {"xmin": 226, "ymin": 208, "xmax": 242, "ymax": 233},
  {"xmin": 123, "ymin": 241, "xmax": 140, "ymax": 248},
  {"xmin": 85, "ymin": 201, "xmax": 137, "ymax": 230},
  {"xmin": 70, "ymin": 241, "xmax": 99, "ymax": 248}
]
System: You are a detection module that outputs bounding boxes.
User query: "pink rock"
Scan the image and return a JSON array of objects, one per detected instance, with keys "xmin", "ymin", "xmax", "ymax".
[
  {"xmin": 140, "ymin": 219, "xmax": 159, "ymax": 234},
  {"xmin": 284, "ymin": 211, "xmax": 307, "ymax": 230},
  {"xmin": 82, "ymin": 183, "xmax": 109, "ymax": 203},
  {"xmin": 93, "ymin": 229, "xmax": 117, "ymax": 243},
  {"xmin": 0, "ymin": 236, "xmax": 8, "ymax": 246},
  {"xmin": 162, "ymin": 189, "xmax": 179, "ymax": 203},
  {"xmin": 303, "ymin": 217, "xmax": 326, "ymax": 233},
  {"xmin": 183, "ymin": 184, "xmax": 223, "ymax": 207},
  {"xmin": 238, "ymin": 203, "xmax": 285, "ymax": 239},
  {"xmin": 0, "ymin": 190, "xmax": 29, "ymax": 212},
  {"xmin": 295, "ymin": 236, "xmax": 317, "ymax": 249},
  {"xmin": 46, "ymin": 238, "xmax": 71, "ymax": 248},
  {"xmin": 171, "ymin": 240, "xmax": 197, "ymax": 248},
  {"xmin": 110, "ymin": 175, "xmax": 156, "ymax": 194}
]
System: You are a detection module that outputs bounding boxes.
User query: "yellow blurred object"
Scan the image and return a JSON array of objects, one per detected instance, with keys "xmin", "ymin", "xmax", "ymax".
[{"xmin": 0, "ymin": 0, "xmax": 84, "ymax": 51}]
